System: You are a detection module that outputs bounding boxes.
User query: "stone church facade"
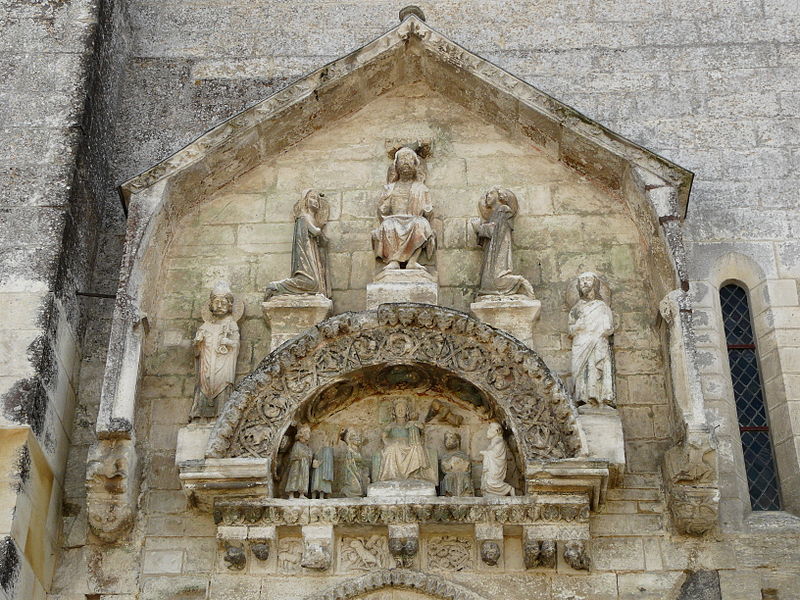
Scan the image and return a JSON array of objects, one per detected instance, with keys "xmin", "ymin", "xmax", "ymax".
[{"xmin": 1, "ymin": 2, "xmax": 799, "ymax": 600}]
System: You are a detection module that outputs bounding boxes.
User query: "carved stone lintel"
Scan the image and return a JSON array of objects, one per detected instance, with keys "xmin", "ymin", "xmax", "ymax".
[
  {"xmin": 663, "ymin": 427, "xmax": 719, "ymax": 536},
  {"xmin": 563, "ymin": 540, "xmax": 590, "ymax": 571},
  {"xmin": 301, "ymin": 524, "xmax": 333, "ymax": 571},
  {"xmin": 388, "ymin": 524, "xmax": 419, "ymax": 568},
  {"xmin": 86, "ymin": 438, "xmax": 138, "ymax": 543},
  {"xmin": 262, "ymin": 294, "xmax": 332, "ymax": 350},
  {"xmin": 469, "ymin": 296, "xmax": 541, "ymax": 348}
]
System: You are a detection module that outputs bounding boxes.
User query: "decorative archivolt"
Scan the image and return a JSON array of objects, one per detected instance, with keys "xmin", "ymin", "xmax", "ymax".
[
  {"xmin": 305, "ymin": 568, "xmax": 490, "ymax": 600},
  {"xmin": 207, "ymin": 303, "xmax": 584, "ymax": 465}
]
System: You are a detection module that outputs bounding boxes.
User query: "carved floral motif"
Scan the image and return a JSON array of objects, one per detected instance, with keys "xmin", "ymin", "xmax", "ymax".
[
  {"xmin": 427, "ymin": 536, "xmax": 472, "ymax": 571},
  {"xmin": 208, "ymin": 304, "xmax": 583, "ymax": 466}
]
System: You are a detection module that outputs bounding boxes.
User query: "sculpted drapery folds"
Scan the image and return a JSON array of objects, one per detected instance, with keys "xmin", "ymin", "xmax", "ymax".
[
  {"xmin": 480, "ymin": 422, "xmax": 515, "ymax": 496},
  {"xmin": 568, "ymin": 272, "xmax": 616, "ymax": 408},
  {"xmin": 285, "ymin": 425, "xmax": 313, "ymax": 498},
  {"xmin": 191, "ymin": 281, "xmax": 243, "ymax": 419},
  {"xmin": 265, "ymin": 189, "xmax": 331, "ymax": 299},
  {"xmin": 378, "ymin": 397, "xmax": 432, "ymax": 482},
  {"xmin": 371, "ymin": 147, "xmax": 436, "ymax": 270},
  {"xmin": 472, "ymin": 187, "xmax": 535, "ymax": 299},
  {"xmin": 340, "ymin": 429, "xmax": 369, "ymax": 498}
]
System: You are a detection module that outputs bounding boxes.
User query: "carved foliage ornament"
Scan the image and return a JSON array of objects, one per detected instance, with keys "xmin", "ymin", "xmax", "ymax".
[{"xmin": 207, "ymin": 304, "xmax": 583, "ymax": 465}]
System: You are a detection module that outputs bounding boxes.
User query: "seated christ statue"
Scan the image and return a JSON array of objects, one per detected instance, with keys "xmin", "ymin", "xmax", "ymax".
[{"xmin": 371, "ymin": 147, "xmax": 435, "ymax": 271}]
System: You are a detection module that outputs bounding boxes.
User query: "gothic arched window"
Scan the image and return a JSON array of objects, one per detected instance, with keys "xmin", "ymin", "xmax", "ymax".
[{"xmin": 720, "ymin": 284, "xmax": 781, "ymax": 511}]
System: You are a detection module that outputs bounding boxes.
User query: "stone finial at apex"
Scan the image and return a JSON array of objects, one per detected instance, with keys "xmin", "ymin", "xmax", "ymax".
[{"xmin": 399, "ymin": 5, "xmax": 426, "ymax": 22}]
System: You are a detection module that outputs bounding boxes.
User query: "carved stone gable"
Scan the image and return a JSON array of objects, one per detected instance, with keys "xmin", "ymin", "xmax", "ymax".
[{"xmin": 208, "ymin": 303, "xmax": 584, "ymax": 465}]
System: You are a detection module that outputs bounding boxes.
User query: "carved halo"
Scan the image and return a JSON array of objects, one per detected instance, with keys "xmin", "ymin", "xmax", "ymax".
[{"xmin": 206, "ymin": 304, "xmax": 585, "ymax": 466}]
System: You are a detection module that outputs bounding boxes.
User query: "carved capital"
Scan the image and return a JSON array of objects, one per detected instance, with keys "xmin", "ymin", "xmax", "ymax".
[{"xmin": 85, "ymin": 438, "xmax": 138, "ymax": 543}]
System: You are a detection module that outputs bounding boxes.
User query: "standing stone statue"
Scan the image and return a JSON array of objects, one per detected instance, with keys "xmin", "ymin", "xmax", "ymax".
[
  {"xmin": 378, "ymin": 397, "xmax": 431, "ymax": 482},
  {"xmin": 265, "ymin": 189, "xmax": 331, "ymax": 299},
  {"xmin": 480, "ymin": 423, "xmax": 515, "ymax": 496},
  {"xmin": 285, "ymin": 425, "xmax": 313, "ymax": 499},
  {"xmin": 191, "ymin": 281, "xmax": 243, "ymax": 419},
  {"xmin": 472, "ymin": 187, "xmax": 535, "ymax": 298},
  {"xmin": 340, "ymin": 429, "xmax": 369, "ymax": 498},
  {"xmin": 310, "ymin": 444, "xmax": 334, "ymax": 499},
  {"xmin": 371, "ymin": 147, "xmax": 435, "ymax": 271},
  {"xmin": 439, "ymin": 432, "xmax": 474, "ymax": 497},
  {"xmin": 568, "ymin": 272, "xmax": 615, "ymax": 408}
]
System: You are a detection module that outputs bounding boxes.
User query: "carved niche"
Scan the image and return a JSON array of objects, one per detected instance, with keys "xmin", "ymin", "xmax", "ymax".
[{"xmin": 206, "ymin": 304, "xmax": 584, "ymax": 468}]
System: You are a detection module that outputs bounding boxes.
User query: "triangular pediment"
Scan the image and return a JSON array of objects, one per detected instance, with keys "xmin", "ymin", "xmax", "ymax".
[{"xmin": 121, "ymin": 13, "xmax": 692, "ymax": 220}]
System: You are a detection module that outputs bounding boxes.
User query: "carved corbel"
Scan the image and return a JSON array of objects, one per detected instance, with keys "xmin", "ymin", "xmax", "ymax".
[
  {"xmin": 218, "ymin": 526, "xmax": 248, "ymax": 571},
  {"xmin": 522, "ymin": 526, "xmax": 556, "ymax": 569},
  {"xmin": 563, "ymin": 540, "xmax": 590, "ymax": 571},
  {"xmin": 663, "ymin": 426, "xmax": 719, "ymax": 536},
  {"xmin": 86, "ymin": 438, "xmax": 138, "ymax": 543},
  {"xmin": 248, "ymin": 526, "xmax": 276, "ymax": 562},
  {"xmin": 475, "ymin": 523, "xmax": 503, "ymax": 567},
  {"xmin": 301, "ymin": 525, "xmax": 333, "ymax": 571},
  {"xmin": 388, "ymin": 524, "xmax": 419, "ymax": 568}
]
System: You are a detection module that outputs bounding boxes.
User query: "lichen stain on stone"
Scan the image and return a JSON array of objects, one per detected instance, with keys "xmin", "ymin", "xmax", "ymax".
[
  {"xmin": 0, "ymin": 536, "xmax": 20, "ymax": 594},
  {"xmin": 27, "ymin": 334, "xmax": 58, "ymax": 391},
  {"xmin": 1, "ymin": 377, "xmax": 48, "ymax": 437},
  {"xmin": 12, "ymin": 445, "xmax": 30, "ymax": 494}
]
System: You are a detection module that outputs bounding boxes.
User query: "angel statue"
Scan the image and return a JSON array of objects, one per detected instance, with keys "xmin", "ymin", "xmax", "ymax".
[
  {"xmin": 568, "ymin": 271, "xmax": 615, "ymax": 408},
  {"xmin": 371, "ymin": 147, "xmax": 436, "ymax": 272},
  {"xmin": 472, "ymin": 186, "xmax": 535, "ymax": 299},
  {"xmin": 191, "ymin": 281, "xmax": 244, "ymax": 419},
  {"xmin": 265, "ymin": 189, "xmax": 331, "ymax": 300}
]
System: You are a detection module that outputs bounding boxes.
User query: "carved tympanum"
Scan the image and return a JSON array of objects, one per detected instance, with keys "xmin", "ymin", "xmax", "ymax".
[
  {"xmin": 265, "ymin": 189, "xmax": 331, "ymax": 300},
  {"xmin": 472, "ymin": 187, "xmax": 535, "ymax": 299},
  {"xmin": 568, "ymin": 272, "xmax": 615, "ymax": 408},
  {"xmin": 371, "ymin": 147, "xmax": 435, "ymax": 271},
  {"xmin": 207, "ymin": 304, "xmax": 583, "ymax": 466}
]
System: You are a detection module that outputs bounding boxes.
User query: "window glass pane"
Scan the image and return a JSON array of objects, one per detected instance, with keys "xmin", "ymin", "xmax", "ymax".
[
  {"xmin": 720, "ymin": 284, "xmax": 781, "ymax": 511},
  {"xmin": 720, "ymin": 285, "xmax": 755, "ymax": 345}
]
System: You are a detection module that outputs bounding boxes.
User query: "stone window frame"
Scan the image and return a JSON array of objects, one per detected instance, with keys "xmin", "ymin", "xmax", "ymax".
[{"xmin": 693, "ymin": 251, "xmax": 800, "ymax": 530}]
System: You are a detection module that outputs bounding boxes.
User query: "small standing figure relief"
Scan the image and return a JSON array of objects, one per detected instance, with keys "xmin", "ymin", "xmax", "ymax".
[
  {"xmin": 371, "ymin": 147, "xmax": 436, "ymax": 271},
  {"xmin": 191, "ymin": 281, "xmax": 244, "ymax": 420},
  {"xmin": 568, "ymin": 272, "xmax": 615, "ymax": 408},
  {"xmin": 378, "ymin": 397, "xmax": 432, "ymax": 482},
  {"xmin": 472, "ymin": 187, "xmax": 535, "ymax": 299},
  {"xmin": 340, "ymin": 429, "xmax": 369, "ymax": 498},
  {"xmin": 285, "ymin": 425, "xmax": 313, "ymax": 499},
  {"xmin": 439, "ymin": 432, "xmax": 474, "ymax": 497},
  {"xmin": 265, "ymin": 189, "xmax": 331, "ymax": 300},
  {"xmin": 310, "ymin": 444, "xmax": 334, "ymax": 499},
  {"xmin": 480, "ymin": 422, "xmax": 515, "ymax": 497}
]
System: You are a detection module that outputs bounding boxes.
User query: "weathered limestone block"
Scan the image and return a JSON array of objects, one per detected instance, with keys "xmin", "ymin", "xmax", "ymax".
[
  {"xmin": 663, "ymin": 427, "xmax": 719, "ymax": 536},
  {"xmin": 178, "ymin": 458, "xmax": 272, "ymax": 511},
  {"xmin": 86, "ymin": 438, "xmax": 138, "ymax": 543},
  {"xmin": 365, "ymin": 267, "xmax": 438, "ymax": 309},
  {"xmin": 301, "ymin": 524, "xmax": 333, "ymax": 571},
  {"xmin": 388, "ymin": 524, "xmax": 419, "ymax": 568},
  {"xmin": 575, "ymin": 407, "xmax": 625, "ymax": 485},
  {"xmin": 262, "ymin": 294, "xmax": 332, "ymax": 349},
  {"xmin": 175, "ymin": 422, "xmax": 214, "ymax": 464},
  {"xmin": 469, "ymin": 296, "xmax": 541, "ymax": 347}
]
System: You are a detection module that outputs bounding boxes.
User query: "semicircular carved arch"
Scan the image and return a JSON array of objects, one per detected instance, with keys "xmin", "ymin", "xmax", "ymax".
[
  {"xmin": 207, "ymin": 303, "xmax": 584, "ymax": 464},
  {"xmin": 306, "ymin": 569, "xmax": 490, "ymax": 600}
]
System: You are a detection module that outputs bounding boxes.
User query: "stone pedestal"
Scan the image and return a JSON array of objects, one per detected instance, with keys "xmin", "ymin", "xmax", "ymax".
[
  {"xmin": 576, "ymin": 406, "xmax": 626, "ymax": 485},
  {"xmin": 367, "ymin": 479, "xmax": 437, "ymax": 497},
  {"xmin": 176, "ymin": 422, "xmax": 214, "ymax": 464},
  {"xmin": 262, "ymin": 294, "xmax": 332, "ymax": 349},
  {"xmin": 469, "ymin": 295, "xmax": 541, "ymax": 347},
  {"xmin": 366, "ymin": 268, "xmax": 438, "ymax": 309}
]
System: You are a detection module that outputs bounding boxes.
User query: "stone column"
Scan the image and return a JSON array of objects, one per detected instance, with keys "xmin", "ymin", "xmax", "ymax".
[
  {"xmin": 469, "ymin": 296, "xmax": 541, "ymax": 347},
  {"xmin": 366, "ymin": 268, "xmax": 438, "ymax": 309},
  {"xmin": 262, "ymin": 294, "xmax": 332, "ymax": 349}
]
